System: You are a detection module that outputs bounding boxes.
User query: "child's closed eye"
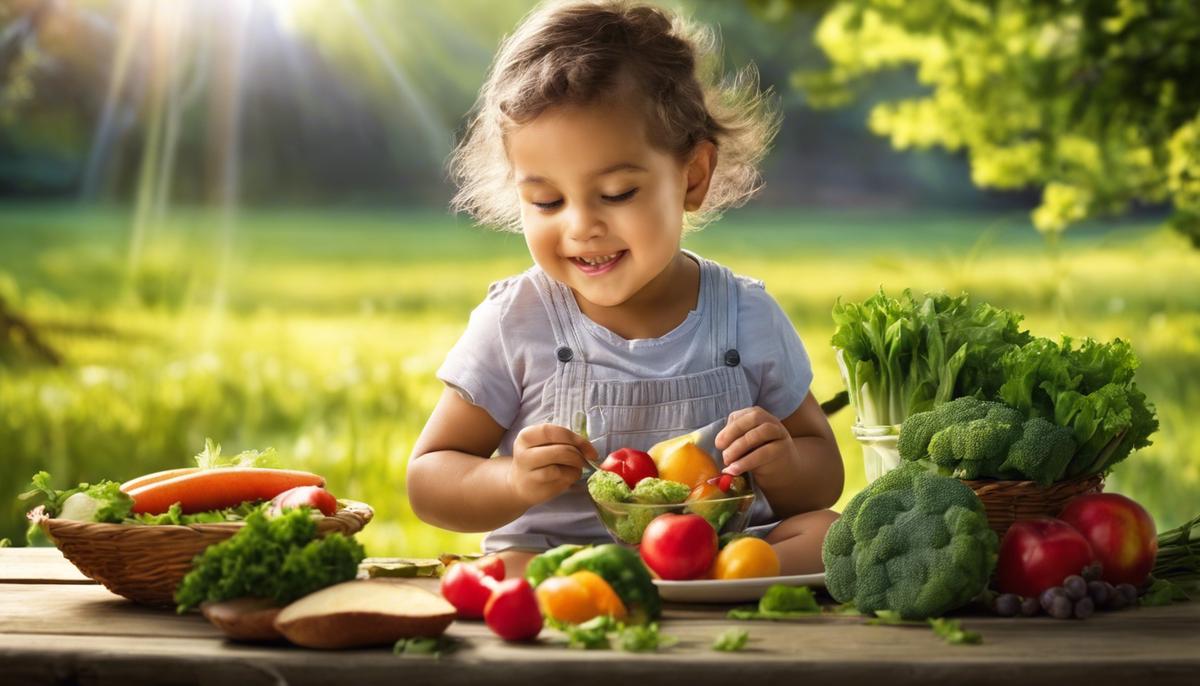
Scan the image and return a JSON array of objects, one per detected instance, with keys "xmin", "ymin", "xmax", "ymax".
[
  {"xmin": 602, "ymin": 188, "xmax": 638, "ymax": 203},
  {"xmin": 529, "ymin": 188, "xmax": 638, "ymax": 212}
]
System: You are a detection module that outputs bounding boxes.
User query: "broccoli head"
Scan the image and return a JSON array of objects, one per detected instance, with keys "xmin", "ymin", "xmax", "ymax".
[
  {"xmin": 822, "ymin": 463, "xmax": 997, "ymax": 619},
  {"xmin": 630, "ymin": 477, "xmax": 690, "ymax": 505},
  {"xmin": 899, "ymin": 397, "xmax": 1080, "ymax": 484},
  {"xmin": 612, "ymin": 507, "xmax": 662, "ymax": 544},
  {"xmin": 587, "ymin": 469, "xmax": 632, "ymax": 503},
  {"xmin": 998, "ymin": 417, "xmax": 1076, "ymax": 486}
]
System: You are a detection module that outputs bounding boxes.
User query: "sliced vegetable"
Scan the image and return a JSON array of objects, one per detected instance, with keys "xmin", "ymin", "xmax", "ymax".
[{"xmin": 128, "ymin": 468, "xmax": 324, "ymax": 515}]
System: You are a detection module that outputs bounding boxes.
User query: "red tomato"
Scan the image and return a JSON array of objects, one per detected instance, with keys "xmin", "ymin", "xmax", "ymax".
[
  {"xmin": 1059, "ymin": 493, "xmax": 1157, "ymax": 586},
  {"xmin": 484, "ymin": 578, "xmax": 543, "ymax": 641},
  {"xmin": 439, "ymin": 561, "xmax": 499, "ymax": 619},
  {"xmin": 639, "ymin": 513, "xmax": 718, "ymax": 580},
  {"xmin": 267, "ymin": 486, "xmax": 338, "ymax": 516},
  {"xmin": 475, "ymin": 555, "xmax": 506, "ymax": 582},
  {"xmin": 996, "ymin": 518, "xmax": 1096, "ymax": 598},
  {"xmin": 600, "ymin": 448, "xmax": 658, "ymax": 489}
]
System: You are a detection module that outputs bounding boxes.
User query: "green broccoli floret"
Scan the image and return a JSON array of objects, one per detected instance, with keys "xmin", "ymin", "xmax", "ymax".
[
  {"xmin": 998, "ymin": 417, "xmax": 1076, "ymax": 486},
  {"xmin": 587, "ymin": 470, "xmax": 632, "ymax": 503},
  {"xmin": 896, "ymin": 397, "xmax": 990, "ymax": 462},
  {"xmin": 613, "ymin": 508, "xmax": 661, "ymax": 544},
  {"xmin": 822, "ymin": 463, "xmax": 997, "ymax": 619},
  {"xmin": 630, "ymin": 478, "xmax": 690, "ymax": 505},
  {"xmin": 900, "ymin": 397, "xmax": 1080, "ymax": 484},
  {"xmin": 926, "ymin": 403, "xmax": 1023, "ymax": 479}
]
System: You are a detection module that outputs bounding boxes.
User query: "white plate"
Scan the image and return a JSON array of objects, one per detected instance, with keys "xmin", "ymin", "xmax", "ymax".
[{"xmin": 653, "ymin": 573, "xmax": 826, "ymax": 603}]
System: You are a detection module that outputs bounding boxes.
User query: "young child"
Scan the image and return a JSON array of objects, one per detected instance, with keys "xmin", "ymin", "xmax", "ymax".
[{"xmin": 408, "ymin": 0, "xmax": 843, "ymax": 577}]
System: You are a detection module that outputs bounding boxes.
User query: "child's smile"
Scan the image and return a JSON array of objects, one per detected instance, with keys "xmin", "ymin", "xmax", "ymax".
[{"xmin": 507, "ymin": 96, "xmax": 714, "ymax": 338}]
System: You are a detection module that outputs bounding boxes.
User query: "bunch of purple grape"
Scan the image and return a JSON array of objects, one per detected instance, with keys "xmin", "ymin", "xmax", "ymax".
[{"xmin": 991, "ymin": 563, "xmax": 1140, "ymax": 620}]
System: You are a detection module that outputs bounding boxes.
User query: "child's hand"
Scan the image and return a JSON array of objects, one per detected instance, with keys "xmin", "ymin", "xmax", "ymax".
[
  {"xmin": 714, "ymin": 406, "xmax": 798, "ymax": 477},
  {"xmin": 509, "ymin": 423, "xmax": 598, "ymax": 507}
]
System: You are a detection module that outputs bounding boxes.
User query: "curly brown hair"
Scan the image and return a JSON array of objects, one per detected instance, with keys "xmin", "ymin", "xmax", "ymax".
[{"xmin": 449, "ymin": 0, "xmax": 780, "ymax": 232}]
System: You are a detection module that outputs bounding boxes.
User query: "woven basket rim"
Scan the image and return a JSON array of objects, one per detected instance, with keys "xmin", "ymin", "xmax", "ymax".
[{"xmin": 27, "ymin": 499, "xmax": 373, "ymax": 535}]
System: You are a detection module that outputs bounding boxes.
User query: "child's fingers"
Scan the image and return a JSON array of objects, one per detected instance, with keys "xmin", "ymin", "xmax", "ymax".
[
  {"xmin": 721, "ymin": 420, "xmax": 789, "ymax": 466},
  {"xmin": 516, "ymin": 422, "xmax": 595, "ymax": 456},
  {"xmin": 715, "ymin": 406, "xmax": 772, "ymax": 450},
  {"xmin": 517, "ymin": 443, "xmax": 588, "ymax": 472}
]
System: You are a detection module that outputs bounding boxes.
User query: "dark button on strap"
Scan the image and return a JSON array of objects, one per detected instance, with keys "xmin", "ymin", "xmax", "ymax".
[
  {"xmin": 556, "ymin": 346, "xmax": 574, "ymax": 363},
  {"xmin": 724, "ymin": 349, "xmax": 741, "ymax": 367}
]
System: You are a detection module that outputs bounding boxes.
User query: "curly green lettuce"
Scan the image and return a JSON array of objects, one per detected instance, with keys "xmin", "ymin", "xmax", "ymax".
[{"xmin": 174, "ymin": 507, "xmax": 364, "ymax": 613}]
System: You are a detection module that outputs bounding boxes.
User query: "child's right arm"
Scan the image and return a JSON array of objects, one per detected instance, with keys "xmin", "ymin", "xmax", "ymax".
[{"xmin": 407, "ymin": 387, "xmax": 597, "ymax": 533}]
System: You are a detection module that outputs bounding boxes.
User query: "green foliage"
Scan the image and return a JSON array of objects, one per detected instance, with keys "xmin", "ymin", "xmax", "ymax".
[
  {"xmin": 20, "ymin": 471, "xmax": 133, "ymax": 523},
  {"xmin": 727, "ymin": 584, "xmax": 822, "ymax": 620},
  {"xmin": 831, "ymin": 289, "xmax": 1031, "ymax": 425},
  {"xmin": 928, "ymin": 618, "xmax": 982, "ymax": 645},
  {"xmin": 772, "ymin": 0, "xmax": 1200, "ymax": 243},
  {"xmin": 821, "ymin": 463, "xmax": 998, "ymax": 619},
  {"xmin": 712, "ymin": 628, "xmax": 750, "ymax": 652},
  {"xmin": 174, "ymin": 507, "xmax": 364, "ymax": 613}
]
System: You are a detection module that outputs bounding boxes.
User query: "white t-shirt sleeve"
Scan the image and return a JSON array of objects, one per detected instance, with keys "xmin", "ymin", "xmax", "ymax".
[
  {"xmin": 436, "ymin": 280, "xmax": 523, "ymax": 429},
  {"xmin": 739, "ymin": 283, "xmax": 814, "ymax": 421}
]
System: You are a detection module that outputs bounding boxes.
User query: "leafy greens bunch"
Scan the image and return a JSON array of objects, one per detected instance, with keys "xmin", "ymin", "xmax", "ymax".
[{"xmin": 832, "ymin": 290, "xmax": 1031, "ymax": 426}]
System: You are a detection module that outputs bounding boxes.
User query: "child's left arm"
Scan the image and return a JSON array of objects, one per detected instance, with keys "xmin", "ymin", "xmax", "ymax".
[{"xmin": 714, "ymin": 392, "xmax": 844, "ymax": 518}]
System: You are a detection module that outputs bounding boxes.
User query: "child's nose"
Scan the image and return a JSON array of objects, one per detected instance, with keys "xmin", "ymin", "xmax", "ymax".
[{"xmin": 564, "ymin": 204, "xmax": 607, "ymax": 242}]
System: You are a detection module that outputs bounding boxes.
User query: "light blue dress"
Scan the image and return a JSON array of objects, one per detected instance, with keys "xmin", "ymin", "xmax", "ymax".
[{"xmin": 436, "ymin": 250, "xmax": 814, "ymax": 552}]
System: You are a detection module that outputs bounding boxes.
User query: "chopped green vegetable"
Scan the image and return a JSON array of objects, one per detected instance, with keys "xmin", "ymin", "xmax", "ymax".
[
  {"xmin": 712, "ymin": 628, "xmax": 750, "ymax": 652},
  {"xmin": 1139, "ymin": 578, "xmax": 1190, "ymax": 607},
  {"xmin": 617, "ymin": 622, "xmax": 675, "ymax": 652},
  {"xmin": 587, "ymin": 470, "xmax": 632, "ymax": 503},
  {"xmin": 630, "ymin": 478, "xmax": 690, "ymax": 505},
  {"xmin": 393, "ymin": 636, "xmax": 461, "ymax": 657},
  {"xmin": 822, "ymin": 463, "xmax": 998, "ymax": 619},
  {"xmin": 928, "ymin": 618, "xmax": 982, "ymax": 645},
  {"xmin": 612, "ymin": 507, "xmax": 660, "ymax": 544},
  {"xmin": 726, "ymin": 585, "xmax": 822, "ymax": 620},
  {"xmin": 20, "ymin": 471, "xmax": 133, "ymax": 523},
  {"xmin": 174, "ymin": 507, "xmax": 364, "ymax": 613},
  {"xmin": 563, "ymin": 615, "xmax": 618, "ymax": 649}
]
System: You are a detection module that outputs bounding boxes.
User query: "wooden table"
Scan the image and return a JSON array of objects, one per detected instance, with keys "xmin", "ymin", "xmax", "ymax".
[{"xmin": 2, "ymin": 548, "xmax": 1198, "ymax": 686}]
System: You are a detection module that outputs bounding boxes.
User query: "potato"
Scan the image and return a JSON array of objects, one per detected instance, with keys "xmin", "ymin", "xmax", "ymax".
[
  {"xmin": 201, "ymin": 597, "xmax": 283, "ymax": 642},
  {"xmin": 273, "ymin": 579, "xmax": 456, "ymax": 649}
]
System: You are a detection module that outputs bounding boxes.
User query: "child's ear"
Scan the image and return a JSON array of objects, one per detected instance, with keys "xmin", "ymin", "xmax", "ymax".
[{"xmin": 683, "ymin": 141, "xmax": 717, "ymax": 212}]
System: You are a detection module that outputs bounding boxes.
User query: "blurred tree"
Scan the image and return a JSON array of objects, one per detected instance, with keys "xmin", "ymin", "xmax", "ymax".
[{"xmin": 753, "ymin": 0, "xmax": 1200, "ymax": 245}]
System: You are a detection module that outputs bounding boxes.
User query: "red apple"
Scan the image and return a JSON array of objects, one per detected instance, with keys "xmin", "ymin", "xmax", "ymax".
[
  {"xmin": 996, "ymin": 518, "xmax": 1096, "ymax": 598},
  {"xmin": 1059, "ymin": 493, "xmax": 1157, "ymax": 587},
  {"xmin": 639, "ymin": 513, "xmax": 717, "ymax": 580},
  {"xmin": 600, "ymin": 448, "xmax": 658, "ymax": 489}
]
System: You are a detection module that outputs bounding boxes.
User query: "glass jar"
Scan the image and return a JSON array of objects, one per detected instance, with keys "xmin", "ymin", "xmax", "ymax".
[{"xmin": 851, "ymin": 423, "xmax": 902, "ymax": 484}]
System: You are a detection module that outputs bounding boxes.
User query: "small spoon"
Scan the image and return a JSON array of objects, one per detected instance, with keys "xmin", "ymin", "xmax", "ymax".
[{"xmin": 572, "ymin": 411, "xmax": 604, "ymax": 472}]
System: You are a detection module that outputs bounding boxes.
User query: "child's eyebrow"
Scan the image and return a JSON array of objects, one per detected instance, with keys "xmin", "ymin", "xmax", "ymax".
[{"xmin": 517, "ymin": 162, "xmax": 647, "ymax": 186}]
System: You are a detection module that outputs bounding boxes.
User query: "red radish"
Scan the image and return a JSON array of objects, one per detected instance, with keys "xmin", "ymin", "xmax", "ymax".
[
  {"xmin": 268, "ymin": 486, "xmax": 338, "ymax": 517},
  {"xmin": 484, "ymin": 578, "xmax": 542, "ymax": 641},
  {"xmin": 600, "ymin": 448, "xmax": 658, "ymax": 489},
  {"xmin": 474, "ymin": 555, "xmax": 506, "ymax": 582},
  {"xmin": 126, "ymin": 468, "xmax": 325, "ymax": 514},
  {"xmin": 996, "ymin": 518, "xmax": 1096, "ymax": 598},
  {"xmin": 639, "ymin": 513, "xmax": 718, "ymax": 580},
  {"xmin": 1059, "ymin": 493, "xmax": 1157, "ymax": 586},
  {"xmin": 440, "ymin": 561, "xmax": 500, "ymax": 619}
]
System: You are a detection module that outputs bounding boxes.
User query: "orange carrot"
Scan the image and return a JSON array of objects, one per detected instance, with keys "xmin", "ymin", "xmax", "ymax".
[
  {"xmin": 120, "ymin": 468, "xmax": 200, "ymax": 493},
  {"xmin": 127, "ymin": 468, "xmax": 326, "ymax": 514}
]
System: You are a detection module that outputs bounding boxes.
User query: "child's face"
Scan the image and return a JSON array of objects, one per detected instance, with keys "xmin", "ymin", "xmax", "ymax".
[{"xmin": 508, "ymin": 100, "xmax": 710, "ymax": 309}]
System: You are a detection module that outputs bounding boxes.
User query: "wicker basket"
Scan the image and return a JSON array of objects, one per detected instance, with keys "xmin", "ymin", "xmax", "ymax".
[
  {"xmin": 961, "ymin": 476, "xmax": 1103, "ymax": 538},
  {"xmin": 27, "ymin": 500, "xmax": 373, "ymax": 607}
]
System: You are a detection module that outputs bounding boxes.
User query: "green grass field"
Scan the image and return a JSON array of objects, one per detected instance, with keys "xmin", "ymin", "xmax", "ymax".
[{"xmin": 2, "ymin": 203, "xmax": 1198, "ymax": 555}]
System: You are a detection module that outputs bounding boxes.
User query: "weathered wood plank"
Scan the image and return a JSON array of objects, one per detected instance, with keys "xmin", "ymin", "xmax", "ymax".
[{"xmin": 0, "ymin": 547, "xmax": 92, "ymax": 584}]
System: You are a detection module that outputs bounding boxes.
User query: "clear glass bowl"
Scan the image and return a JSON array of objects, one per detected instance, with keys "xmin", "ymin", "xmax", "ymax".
[{"xmin": 590, "ymin": 492, "xmax": 756, "ymax": 546}]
